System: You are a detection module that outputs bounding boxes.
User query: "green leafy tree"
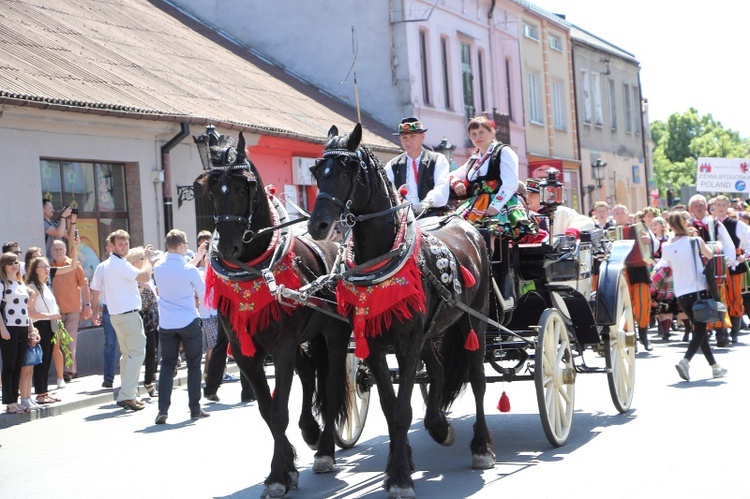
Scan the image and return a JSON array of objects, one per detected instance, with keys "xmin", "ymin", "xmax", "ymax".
[{"xmin": 651, "ymin": 108, "xmax": 749, "ymax": 198}]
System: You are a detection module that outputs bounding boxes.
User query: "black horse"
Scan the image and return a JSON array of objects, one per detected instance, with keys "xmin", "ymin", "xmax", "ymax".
[
  {"xmin": 307, "ymin": 124, "xmax": 495, "ymax": 498},
  {"xmin": 195, "ymin": 132, "xmax": 351, "ymax": 499}
]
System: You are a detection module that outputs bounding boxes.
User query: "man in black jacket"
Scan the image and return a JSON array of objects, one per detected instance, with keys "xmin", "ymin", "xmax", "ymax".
[{"xmin": 385, "ymin": 117, "xmax": 450, "ymax": 217}]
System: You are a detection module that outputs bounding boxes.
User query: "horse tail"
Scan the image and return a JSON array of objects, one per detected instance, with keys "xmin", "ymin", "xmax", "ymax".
[
  {"xmin": 307, "ymin": 334, "xmax": 350, "ymax": 426},
  {"xmin": 440, "ymin": 326, "xmax": 472, "ymax": 410},
  {"xmin": 307, "ymin": 334, "xmax": 328, "ymax": 418}
]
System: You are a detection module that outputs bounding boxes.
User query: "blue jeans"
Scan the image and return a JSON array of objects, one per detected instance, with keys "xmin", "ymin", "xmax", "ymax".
[
  {"xmin": 102, "ymin": 306, "xmax": 119, "ymax": 383},
  {"xmin": 158, "ymin": 318, "xmax": 203, "ymax": 415}
]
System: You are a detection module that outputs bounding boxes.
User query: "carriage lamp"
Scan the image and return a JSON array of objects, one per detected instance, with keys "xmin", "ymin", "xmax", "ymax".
[
  {"xmin": 539, "ymin": 168, "xmax": 563, "ymax": 210},
  {"xmin": 434, "ymin": 137, "xmax": 456, "ymax": 164},
  {"xmin": 193, "ymin": 124, "xmax": 221, "ymax": 170}
]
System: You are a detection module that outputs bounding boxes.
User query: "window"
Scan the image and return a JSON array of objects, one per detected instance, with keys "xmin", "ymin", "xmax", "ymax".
[
  {"xmin": 527, "ymin": 72, "xmax": 543, "ymax": 124},
  {"xmin": 623, "ymin": 83, "xmax": 632, "ymax": 132},
  {"xmin": 419, "ymin": 30, "xmax": 430, "ymax": 105},
  {"xmin": 549, "ymin": 34, "xmax": 563, "ymax": 51},
  {"xmin": 523, "ymin": 23, "xmax": 539, "ymax": 41},
  {"xmin": 477, "ymin": 49, "xmax": 486, "ymax": 113},
  {"xmin": 592, "ymin": 72, "xmax": 603, "ymax": 125},
  {"xmin": 581, "ymin": 69, "xmax": 591, "ymax": 124},
  {"xmin": 460, "ymin": 42, "xmax": 475, "ymax": 122},
  {"xmin": 441, "ymin": 36, "xmax": 451, "ymax": 110},
  {"xmin": 608, "ymin": 79, "xmax": 617, "ymax": 129},
  {"xmin": 633, "ymin": 87, "xmax": 642, "ymax": 133},
  {"xmin": 505, "ymin": 58, "xmax": 514, "ymax": 122},
  {"xmin": 40, "ymin": 160, "xmax": 128, "ymax": 276},
  {"xmin": 551, "ymin": 80, "xmax": 566, "ymax": 130}
]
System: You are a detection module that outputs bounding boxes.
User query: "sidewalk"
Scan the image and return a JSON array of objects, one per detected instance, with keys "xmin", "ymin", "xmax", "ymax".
[{"xmin": 0, "ymin": 362, "xmax": 242, "ymax": 430}]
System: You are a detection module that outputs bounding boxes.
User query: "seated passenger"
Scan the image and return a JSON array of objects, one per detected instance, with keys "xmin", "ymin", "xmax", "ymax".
[{"xmin": 449, "ymin": 116, "xmax": 537, "ymax": 241}]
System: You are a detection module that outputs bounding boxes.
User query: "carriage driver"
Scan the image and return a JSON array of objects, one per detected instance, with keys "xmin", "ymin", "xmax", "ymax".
[{"xmin": 385, "ymin": 117, "xmax": 451, "ymax": 217}]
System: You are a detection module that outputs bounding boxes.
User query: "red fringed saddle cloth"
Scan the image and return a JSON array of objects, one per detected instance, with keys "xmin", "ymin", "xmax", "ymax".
[
  {"xmin": 337, "ymin": 230, "xmax": 426, "ymax": 359},
  {"xmin": 204, "ymin": 253, "xmax": 300, "ymax": 357}
]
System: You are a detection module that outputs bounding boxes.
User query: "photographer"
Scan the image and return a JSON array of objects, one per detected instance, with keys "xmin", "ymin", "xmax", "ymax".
[{"xmin": 43, "ymin": 200, "xmax": 76, "ymax": 257}]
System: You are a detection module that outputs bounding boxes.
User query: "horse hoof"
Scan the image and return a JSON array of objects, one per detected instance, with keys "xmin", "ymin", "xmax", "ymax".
[
  {"xmin": 388, "ymin": 486, "xmax": 416, "ymax": 498},
  {"xmin": 289, "ymin": 470, "xmax": 299, "ymax": 489},
  {"xmin": 260, "ymin": 482, "xmax": 286, "ymax": 498},
  {"xmin": 313, "ymin": 455, "xmax": 335, "ymax": 474},
  {"xmin": 472, "ymin": 452, "xmax": 496, "ymax": 470},
  {"xmin": 441, "ymin": 425, "xmax": 455, "ymax": 447}
]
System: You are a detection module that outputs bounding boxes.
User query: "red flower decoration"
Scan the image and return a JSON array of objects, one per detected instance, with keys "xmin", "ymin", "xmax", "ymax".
[{"xmin": 486, "ymin": 180, "xmax": 498, "ymax": 190}]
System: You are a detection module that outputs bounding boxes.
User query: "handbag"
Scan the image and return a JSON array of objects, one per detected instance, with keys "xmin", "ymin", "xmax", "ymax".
[
  {"xmin": 24, "ymin": 343, "xmax": 43, "ymax": 366},
  {"xmin": 690, "ymin": 238, "xmax": 727, "ymax": 323}
]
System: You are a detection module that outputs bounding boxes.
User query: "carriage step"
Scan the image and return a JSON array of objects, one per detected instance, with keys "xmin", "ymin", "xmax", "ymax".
[{"xmin": 575, "ymin": 366, "xmax": 611, "ymax": 374}]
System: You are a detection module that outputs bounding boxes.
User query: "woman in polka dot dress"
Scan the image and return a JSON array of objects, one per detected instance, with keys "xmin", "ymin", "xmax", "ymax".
[{"xmin": 0, "ymin": 252, "xmax": 32, "ymax": 414}]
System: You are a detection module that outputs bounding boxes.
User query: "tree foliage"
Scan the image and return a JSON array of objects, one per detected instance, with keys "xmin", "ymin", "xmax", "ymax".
[{"xmin": 650, "ymin": 108, "xmax": 749, "ymax": 195}]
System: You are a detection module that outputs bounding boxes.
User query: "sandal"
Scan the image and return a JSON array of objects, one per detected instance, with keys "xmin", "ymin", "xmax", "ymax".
[
  {"xmin": 7, "ymin": 403, "xmax": 27, "ymax": 414},
  {"xmin": 37, "ymin": 394, "xmax": 61, "ymax": 404},
  {"xmin": 144, "ymin": 384, "xmax": 157, "ymax": 397}
]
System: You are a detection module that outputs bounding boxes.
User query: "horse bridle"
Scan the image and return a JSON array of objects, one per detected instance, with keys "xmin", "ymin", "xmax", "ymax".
[
  {"xmin": 211, "ymin": 163, "xmax": 263, "ymax": 244},
  {"xmin": 314, "ymin": 148, "xmax": 407, "ymax": 228}
]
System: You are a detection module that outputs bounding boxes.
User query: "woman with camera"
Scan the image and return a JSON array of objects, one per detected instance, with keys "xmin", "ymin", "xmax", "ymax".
[{"xmin": 660, "ymin": 211, "xmax": 727, "ymax": 381}]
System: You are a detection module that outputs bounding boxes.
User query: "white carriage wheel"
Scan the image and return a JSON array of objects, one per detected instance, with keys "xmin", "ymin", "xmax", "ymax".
[
  {"xmin": 534, "ymin": 308, "xmax": 575, "ymax": 447},
  {"xmin": 334, "ymin": 353, "xmax": 371, "ymax": 449},
  {"xmin": 605, "ymin": 273, "xmax": 636, "ymax": 413}
]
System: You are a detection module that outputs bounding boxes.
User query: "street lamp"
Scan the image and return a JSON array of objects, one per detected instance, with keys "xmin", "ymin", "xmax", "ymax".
[
  {"xmin": 592, "ymin": 157, "xmax": 606, "ymax": 190},
  {"xmin": 434, "ymin": 137, "xmax": 456, "ymax": 164}
]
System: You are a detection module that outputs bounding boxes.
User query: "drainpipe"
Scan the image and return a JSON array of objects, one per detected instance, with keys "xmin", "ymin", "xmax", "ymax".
[
  {"xmin": 637, "ymin": 71, "xmax": 650, "ymax": 208},
  {"xmin": 161, "ymin": 123, "xmax": 190, "ymax": 235}
]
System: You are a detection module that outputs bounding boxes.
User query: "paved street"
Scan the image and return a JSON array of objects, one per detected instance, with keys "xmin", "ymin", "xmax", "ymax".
[{"xmin": 1, "ymin": 330, "xmax": 749, "ymax": 498}]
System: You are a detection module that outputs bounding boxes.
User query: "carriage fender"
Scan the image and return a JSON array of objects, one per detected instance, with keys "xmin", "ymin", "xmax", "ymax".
[{"xmin": 595, "ymin": 240, "xmax": 633, "ymax": 326}]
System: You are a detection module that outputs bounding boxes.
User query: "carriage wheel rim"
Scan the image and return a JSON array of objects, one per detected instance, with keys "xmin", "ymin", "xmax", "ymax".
[
  {"xmin": 536, "ymin": 309, "xmax": 574, "ymax": 446},
  {"xmin": 607, "ymin": 277, "xmax": 636, "ymax": 412}
]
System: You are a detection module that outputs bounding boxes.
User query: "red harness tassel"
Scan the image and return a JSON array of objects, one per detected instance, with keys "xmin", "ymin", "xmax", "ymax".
[
  {"xmin": 464, "ymin": 328, "xmax": 479, "ymax": 351},
  {"xmin": 460, "ymin": 265, "xmax": 476, "ymax": 288},
  {"xmin": 498, "ymin": 391, "xmax": 511, "ymax": 412}
]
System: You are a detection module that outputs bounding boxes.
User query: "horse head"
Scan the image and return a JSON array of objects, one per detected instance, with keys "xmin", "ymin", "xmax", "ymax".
[
  {"xmin": 308, "ymin": 123, "xmax": 388, "ymax": 241},
  {"xmin": 194, "ymin": 132, "xmax": 269, "ymax": 261}
]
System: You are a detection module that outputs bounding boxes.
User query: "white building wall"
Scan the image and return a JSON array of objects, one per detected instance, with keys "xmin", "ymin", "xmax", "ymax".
[{"xmin": 0, "ymin": 108, "xmax": 205, "ymax": 254}]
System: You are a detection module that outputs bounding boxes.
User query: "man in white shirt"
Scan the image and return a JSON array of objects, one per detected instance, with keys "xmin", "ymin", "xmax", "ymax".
[
  {"xmin": 152, "ymin": 229, "xmax": 207, "ymax": 424},
  {"xmin": 384, "ymin": 117, "xmax": 451, "ymax": 216},
  {"xmin": 91, "ymin": 230, "xmax": 153, "ymax": 410}
]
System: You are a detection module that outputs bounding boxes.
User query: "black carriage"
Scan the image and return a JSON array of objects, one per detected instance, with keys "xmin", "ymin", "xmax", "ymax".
[{"xmin": 335, "ymin": 207, "xmax": 638, "ymax": 449}]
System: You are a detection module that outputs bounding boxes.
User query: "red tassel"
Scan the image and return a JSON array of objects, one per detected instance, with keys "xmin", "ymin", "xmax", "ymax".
[
  {"xmin": 226, "ymin": 343, "xmax": 232, "ymax": 357},
  {"xmin": 398, "ymin": 186, "xmax": 409, "ymax": 197},
  {"xmin": 498, "ymin": 391, "xmax": 510, "ymax": 412},
  {"xmin": 464, "ymin": 328, "xmax": 479, "ymax": 351},
  {"xmin": 354, "ymin": 335, "xmax": 370, "ymax": 359},
  {"xmin": 266, "ymin": 184, "xmax": 277, "ymax": 195},
  {"xmin": 271, "ymin": 389, "xmax": 276, "ymax": 399},
  {"xmin": 460, "ymin": 265, "xmax": 476, "ymax": 288}
]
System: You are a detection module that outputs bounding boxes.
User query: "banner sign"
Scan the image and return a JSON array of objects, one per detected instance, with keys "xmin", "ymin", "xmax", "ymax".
[{"xmin": 697, "ymin": 157, "xmax": 750, "ymax": 193}]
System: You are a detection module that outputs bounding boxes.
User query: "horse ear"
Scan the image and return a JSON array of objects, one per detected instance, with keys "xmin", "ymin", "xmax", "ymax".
[
  {"xmin": 327, "ymin": 125, "xmax": 339, "ymax": 138},
  {"xmin": 237, "ymin": 132, "xmax": 248, "ymax": 163},
  {"xmin": 347, "ymin": 123, "xmax": 362, "ymax": 151}
]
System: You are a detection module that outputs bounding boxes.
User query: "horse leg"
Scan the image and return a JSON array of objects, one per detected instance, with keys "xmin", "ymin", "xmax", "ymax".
[
  {"xmin": 466, "ymin": 325, "xmax": 494, "ymax": 470},
  {"xmin": 384, "ymin": 334, "xmax": 422, "ymax": 499},
  {"xmin": 421, "ymin": 343, "xmax": 454, "ymax": 446},
  {"xmin": 295, "ymin": 346, "xmax": 322, "ymax": 449},
  {"xmin": 257, "ymin": 343, "xmax": 300, "ymax": 497},
  {"xmin": 312, "ymin": 326, "xmax": 350, "ymax": 473},
  {"xmin": 363, "ymin": 352, "xmax": 399, "ymax": 482}
]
